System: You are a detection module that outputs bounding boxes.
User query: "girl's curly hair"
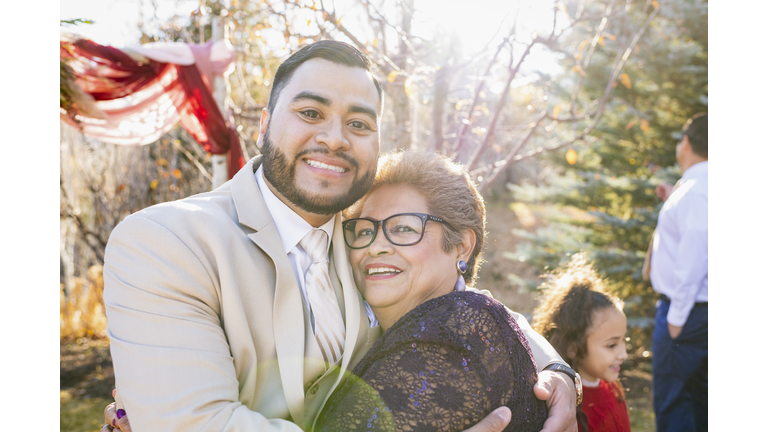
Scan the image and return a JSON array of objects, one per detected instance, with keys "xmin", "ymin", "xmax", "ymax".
[{"xmin": 531, "ymin": 253, "xmax": 624, "ymax": 368}]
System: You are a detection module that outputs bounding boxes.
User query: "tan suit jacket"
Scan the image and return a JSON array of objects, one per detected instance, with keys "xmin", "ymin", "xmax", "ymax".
[
  {"xmin": 104, "ymin": 156, "xmax": 563, "ymax": 432},
  {"xmin": 104, "ymin": 156, "xmax": 377, "ymax": 432}
]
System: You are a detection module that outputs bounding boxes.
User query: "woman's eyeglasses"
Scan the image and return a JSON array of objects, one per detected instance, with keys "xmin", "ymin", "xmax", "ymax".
[{"xmin": 342, "ymin": 213, "xmax": 447, "ymax": 249}]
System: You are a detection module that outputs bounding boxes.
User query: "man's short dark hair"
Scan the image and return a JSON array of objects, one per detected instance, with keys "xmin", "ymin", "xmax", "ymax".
[
  {"xmin": 682, "ymin": 112, "xmax": 707, "ymax": 159},
  {"xmin": 267, "ymin": 40, "xmax": 383, "ymax": 114}
]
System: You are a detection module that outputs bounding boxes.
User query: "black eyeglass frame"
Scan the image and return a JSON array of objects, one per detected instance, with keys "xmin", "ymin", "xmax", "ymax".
[{"xmin": 342, "ymin": 212, "xmax": 448, "ymax": 249}]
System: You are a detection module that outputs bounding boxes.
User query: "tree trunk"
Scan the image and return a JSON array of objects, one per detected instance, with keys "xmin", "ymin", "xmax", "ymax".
[
  {"xmin": 211, "ymin": 16, "xmax": 229, "ymax": 189},
  {"xmin": 391, "ymin": 0, "xmax": 414, "ymax": 150},
  {"xmin": 60, "ymin": 126, "xmax": 77, "ymax": 299},
  {"xmin": 431, "ymin": 66, "xmax": 450, "ymax": 152}
]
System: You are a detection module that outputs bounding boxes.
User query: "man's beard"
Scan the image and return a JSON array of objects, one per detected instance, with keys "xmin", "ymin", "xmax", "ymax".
[{"xmin": 261, "ymin": 128, "xmax": 376, "ymax": 215}]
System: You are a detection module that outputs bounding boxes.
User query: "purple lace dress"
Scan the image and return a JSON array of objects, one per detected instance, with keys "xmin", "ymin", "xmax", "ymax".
[{"xmin": 315, "ymin": 291, "xmax": 548, "ymax": 431}]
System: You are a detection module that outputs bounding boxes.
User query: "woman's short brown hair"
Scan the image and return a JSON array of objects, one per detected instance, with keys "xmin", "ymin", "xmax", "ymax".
[{"xmin": 344, "ymin": 150, "xmax": 486, "ymax": 286}]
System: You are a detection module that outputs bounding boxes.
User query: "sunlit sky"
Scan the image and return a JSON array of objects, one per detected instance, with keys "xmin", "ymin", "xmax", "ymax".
[
  {"xmin": 61, "ymin": 0, "xmax": 195, "ymax": 46},
  {"xmin": 60, "ymin": 0, "xmax": 563, "ymax": 74}
]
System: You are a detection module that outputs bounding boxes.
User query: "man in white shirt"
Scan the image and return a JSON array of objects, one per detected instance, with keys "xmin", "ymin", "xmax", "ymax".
[
  {"xmin": 102, "ymin": 41, "xmax": 578, "ymax": 432},
  {"xmin": 649, "ymin": 113, "xmax": 707, "ymax": 432}
]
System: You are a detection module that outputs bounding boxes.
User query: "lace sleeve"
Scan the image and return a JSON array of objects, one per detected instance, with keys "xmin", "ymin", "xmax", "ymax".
[{"xmin": 315, "ymin": 291, "xmax": 548, "ymax": 432}]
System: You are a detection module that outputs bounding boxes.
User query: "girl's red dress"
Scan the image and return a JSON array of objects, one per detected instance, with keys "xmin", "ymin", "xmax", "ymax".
[{"xmin": 577, "ymin": 379, "xmax": 632, "ymax": 432}]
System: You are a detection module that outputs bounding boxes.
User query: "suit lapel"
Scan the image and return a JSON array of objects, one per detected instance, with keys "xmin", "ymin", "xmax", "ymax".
[
  {"xmin": 231, "ymin": 157, "xmax": 306, "ymax": 426},
  {"xmin": 329, "ymin": 215, "xmax": 369, "ymax": 380}
]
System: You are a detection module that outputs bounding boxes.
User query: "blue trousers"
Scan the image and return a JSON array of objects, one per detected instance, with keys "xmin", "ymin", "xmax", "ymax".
[{"xmin": 651, "ymin": 298, "xmax": 708, "ymax": 432}]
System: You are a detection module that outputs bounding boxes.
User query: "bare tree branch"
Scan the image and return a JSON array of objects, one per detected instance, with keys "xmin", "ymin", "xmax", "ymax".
[
  {"xmin": 234, "ymin": 52, "xmax": 260, "ymax": 109},
  {"xmin": 314, "ymin": 0, "xmax": 401, "ymax": 74},
  {"xmin": 233, "ymin": 112, "xmax": 264, "ymax": 121},
  {"xmin": 507, "ymin": 135, "xmax": 582, "ymax": 164},
  {"xmin": 451, "ymin": 37, "xmax": 509, "ymax": 157},
  {"xmin": 173, "ymin": 139, "xmax": 213, "ymax": 182},
  {"xmin": 574, "ymin": 0, "xmax": 588, "ymax": 21},
  {"xmin": 476, "ymin": 110, "xmax": 547, "ymax": 192},
  {"xmin": 614, "ymin": 97, "xmax": 652, "ymax": 120},
  {"xmin": 471, "ymin": 3, "xmax": 661, "ymax": 192},
  {"xmin": 464, "ymin": 4, "xmax": 562, "ymax": 171},
  {"xmin": 466, "ymin": 37, "xmax": 537, "ymax": 171},
  {"xmin": 60, "ymin": 180, "xmax": 108, "ymax": 263}
]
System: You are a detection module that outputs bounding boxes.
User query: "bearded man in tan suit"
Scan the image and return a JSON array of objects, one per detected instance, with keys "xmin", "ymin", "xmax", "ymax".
[{"xmin": 102, "ymin": 41, "xmax": 578, "ymax": 432}]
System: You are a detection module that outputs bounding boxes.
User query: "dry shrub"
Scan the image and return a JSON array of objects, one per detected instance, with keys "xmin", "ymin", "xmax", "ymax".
[{"xmin": 60, "ymin": 265, "xmax": 108, "ymax": 340}]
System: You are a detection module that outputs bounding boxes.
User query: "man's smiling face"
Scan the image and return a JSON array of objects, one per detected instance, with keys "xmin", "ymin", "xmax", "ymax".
[{"xmin": 259, "ymin": 58, "xmax": 381, "ymax": 223}]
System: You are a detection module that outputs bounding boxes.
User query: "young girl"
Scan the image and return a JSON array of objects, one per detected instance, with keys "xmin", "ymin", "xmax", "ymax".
[{"xmin": 532, "ymin": 253, "xmax": 631, "ymax": 432}]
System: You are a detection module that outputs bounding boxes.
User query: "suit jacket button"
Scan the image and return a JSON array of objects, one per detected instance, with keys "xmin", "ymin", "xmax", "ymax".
[{"xmin": 309, "ymin": 385, "xmax": 318, "ymax": 395}]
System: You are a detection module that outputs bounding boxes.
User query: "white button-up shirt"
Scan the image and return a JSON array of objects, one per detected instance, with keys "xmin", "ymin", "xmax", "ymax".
[
  {"xmin": 255, "ymin": 166, "xmax": 378, "ymax": 328},
  {"xmin": 650, "ymin": 161, "xmax": 708, "ymax": 327},
  {"xmin": 255, "ymin": 166, "xmax": 335, "ymax": 332}
]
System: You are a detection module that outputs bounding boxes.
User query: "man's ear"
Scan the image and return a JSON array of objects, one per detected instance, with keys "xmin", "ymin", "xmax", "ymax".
[
  {"xmin": 456, "ymin": 229, "xmax": 476, "ymax": 263},
  {"xmin": 680, "ymin": 135, "xmax": 691, "ymax": 152},
  {"xmin": 256, "ymin": 108, "xmax": 270, "ymax": 149}
]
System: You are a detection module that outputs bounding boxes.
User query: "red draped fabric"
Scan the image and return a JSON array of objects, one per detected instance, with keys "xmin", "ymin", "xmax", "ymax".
[
  {"xmin": 62, "ymin": 39, "xmax": 168, "ymax": 101},
  {"xmin": 61, "ymin": 38, "xmax": 243, "ymax": 179}
]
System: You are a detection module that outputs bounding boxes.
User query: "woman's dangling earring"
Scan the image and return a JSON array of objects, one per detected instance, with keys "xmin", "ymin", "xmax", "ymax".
[
  {"xmin": 454, "ymin": 276, "xmax": 466, "ymax": 292},
  {"xmin": 454, "ymin": 260, "xmax": 467, "ymax": 292}
]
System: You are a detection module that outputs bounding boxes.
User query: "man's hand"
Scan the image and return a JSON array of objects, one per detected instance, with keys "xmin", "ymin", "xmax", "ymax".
[
  {"xmin": 656, "ymin": 183, "xmax": 674, "ymax": 202},
  {"xmin": 461, "ymin": 370, "xmax": 578, "ymax": 432},
  {"xmin": 460, "ymin": 407, "xmax": 512, "ymax": 432},
  {"xmin": 532, "ymin": 370, "xmax": 578, "ymax": 432},
  {"xmin": 668, "ymin": 323, "xmax": 682, "ymax": 340}
]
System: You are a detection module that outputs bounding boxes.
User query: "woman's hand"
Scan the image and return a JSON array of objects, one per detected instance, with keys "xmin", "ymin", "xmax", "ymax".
[{"xmin": 101, "ymin": 390, "xmax": 132, "ymax": 432}]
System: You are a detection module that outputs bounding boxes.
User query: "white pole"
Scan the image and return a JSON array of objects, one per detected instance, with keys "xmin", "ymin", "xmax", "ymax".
[{"xmin": 211, "ymin": 16, "xmax": 229, "ymax": 190}]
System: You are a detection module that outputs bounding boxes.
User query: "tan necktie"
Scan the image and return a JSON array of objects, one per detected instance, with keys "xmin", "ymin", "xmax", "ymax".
[
  {"xmin": 300, "ymin": 229, "xmax": 345, "ymax": 367},
  {"xmin": 642, "ymin": 180, "xmax": 682, "ymax": 281}
]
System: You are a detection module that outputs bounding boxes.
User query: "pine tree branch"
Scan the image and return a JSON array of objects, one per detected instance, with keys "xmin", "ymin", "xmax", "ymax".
[
  {"xmin": 567, "ymin": 0, "xmax": 619, "ymax": 119},
  {"xmin": 546, "ymin": 5, "xmax": 661, "ymax": 134},
  {"xmin": 587, "ymin": 4, "xmax": 662, "ymax": 134}
]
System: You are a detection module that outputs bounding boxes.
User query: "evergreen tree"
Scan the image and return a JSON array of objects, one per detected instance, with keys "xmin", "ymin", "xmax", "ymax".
[{"xmin": 507, "ymin": 0, "xmax": 707, "ymax": 354}]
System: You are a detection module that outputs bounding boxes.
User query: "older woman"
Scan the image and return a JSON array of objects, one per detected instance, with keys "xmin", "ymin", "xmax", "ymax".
[{"xmin": 314, "ymin": 150, "xmax": 548, "ymax": 431}]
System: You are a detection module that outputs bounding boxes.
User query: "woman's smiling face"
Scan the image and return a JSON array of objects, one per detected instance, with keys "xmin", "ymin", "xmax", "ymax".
[{"xmin": 348, "ymin": 184, "xmax": 460, "ymax": 329}]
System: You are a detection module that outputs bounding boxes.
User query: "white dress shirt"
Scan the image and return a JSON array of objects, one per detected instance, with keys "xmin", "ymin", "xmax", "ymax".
[
  {"xmin": 255, "ymin": 167, "xmax": 379, "ymax": 328},
  {"xmin": 255, "ymin": 166, "xmax": 335, "ymax": 330},
  {"xmin": 650, "ymin": 161, "xmax": 708, "ymax": 327}
]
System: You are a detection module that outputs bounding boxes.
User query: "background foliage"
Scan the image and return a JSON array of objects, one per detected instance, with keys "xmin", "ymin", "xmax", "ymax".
[{"xmin": 506, "ymin": 0, "xmax": 707, "ymax": 354}]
